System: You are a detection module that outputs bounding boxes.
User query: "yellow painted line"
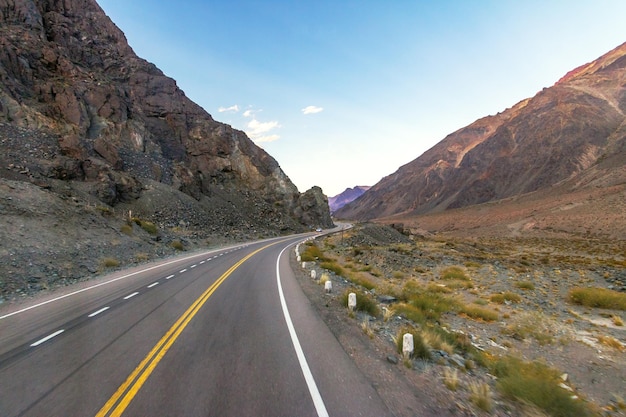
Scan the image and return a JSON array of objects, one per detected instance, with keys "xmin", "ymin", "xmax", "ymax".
[{"xmin": 95, "ymin": 242, "xmax": 280, "ymax": 417}]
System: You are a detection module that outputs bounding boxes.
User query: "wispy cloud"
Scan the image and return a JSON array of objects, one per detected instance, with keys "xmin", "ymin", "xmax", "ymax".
[
  {"xmin": 243, "ymin": 109, "xmax": 255, "ymax": 118},
  {"xmin": 218, "ymin": 104, "xmax": 239, "ymax": 113},
  {"xmin": 302, "ymin": 105, "xmax": 324, "ymax": 115},
  {"xmin": 246, "ymin": 118, "xmax": 281, "ymax": 143}
]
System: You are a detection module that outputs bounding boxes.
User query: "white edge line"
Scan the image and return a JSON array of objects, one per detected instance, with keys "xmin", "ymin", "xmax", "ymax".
[
  {"xmin": 124, "ymin": 292, "xmax": 139, "ymax": 300},
  {"xmin": 30, "ymin": 329, "xmax": 65, "ymax": 347},
  {"xmin": 0, "ymin": 248, "xmax": 233, "ymax": 321},
  {"xmin": 88, "ymin": 306, "xmax": 110, "ymax": 317},
  {"xmin": 276, "ymin": 244, "xmax": 329, "ymax": 417}
]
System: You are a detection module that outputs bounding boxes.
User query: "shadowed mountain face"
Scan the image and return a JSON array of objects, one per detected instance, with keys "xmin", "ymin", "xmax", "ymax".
[
  {"xmin": 336, "ymin": 42, "xmax": 626, "ymax": 221},
  {"xmin": 0, "ymin": 0, "xmax": 333, "ymax": 231},
  {"xmin": 328, "ymin": 186, "xmax": 370, "ymax": 213}
]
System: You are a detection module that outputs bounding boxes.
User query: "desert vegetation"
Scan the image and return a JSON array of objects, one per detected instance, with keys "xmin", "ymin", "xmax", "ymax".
[{"xmin": 294, "ymin": 223, "xmax": 625, "ymax": 416}]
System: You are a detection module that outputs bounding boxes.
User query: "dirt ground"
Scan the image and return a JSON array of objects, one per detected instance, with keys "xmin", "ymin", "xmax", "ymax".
[{"xmin": 291, "ymin": 224, "xmax": 626, "ymax": 417}]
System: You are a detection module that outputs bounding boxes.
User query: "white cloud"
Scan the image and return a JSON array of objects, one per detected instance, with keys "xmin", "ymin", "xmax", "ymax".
[
  {"xmin": 218, "ymin": 104, "xmax": 239, "ymax": 113},
  {"xmin": 245, "ymin": 118, "xmax": 281, "ymax": 143},
  {"xmin": 243, "ymin": 109, "xmax": 254, "ymax": 118},
  {"xmin": 254, "ymin": 134, "xmax": 281, "ymax": 143},
  {"xmin": 302, "ymin": 105, "xmax": 324, "ymax": 115}
]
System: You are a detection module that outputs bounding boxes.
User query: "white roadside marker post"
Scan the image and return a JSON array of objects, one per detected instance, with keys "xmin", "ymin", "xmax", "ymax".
[
  {"xmin": 311, "ymin": 270, "xmax": 316, "ymax": 280},
  {"xmin": 402, "ymin": 333, "xmax": 414, "ymax": 359},
  {"xmin": 324, "ymin": 280, "xmax": 332, "ymax": 293},
  {"xmin": 348, "ymin": 292, "xmax": 357, "ymax": 311}
]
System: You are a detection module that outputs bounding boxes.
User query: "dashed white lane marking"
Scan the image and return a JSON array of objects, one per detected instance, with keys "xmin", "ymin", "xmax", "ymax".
[
  {"xmin": 179, "ymin": 268, "xmax": 187, "ymax": 273},
  {"xmin": 190, "ymin": 264, "xmax": 197, "ymax": 268},
  {"xmin": 124, "ymin": 292, "xmax": 139, "ymax": 300},
  {"xmin": 31, "ymin": 329, "xmax": 65, "ymax": 347},
  {"xmin": 165, "ymin": 274, "xmax": 175, "ymax": 280},
  {"xmin": 199, "ymin": 261, "xmax": 205, "ymax": 264},
  {"xmin": 88, "ymin": 307, "xmax": 110, "ymax": 317},
  {"xmin": 147, "ymin": 282, "xmax": 159, "ymax": 288}
]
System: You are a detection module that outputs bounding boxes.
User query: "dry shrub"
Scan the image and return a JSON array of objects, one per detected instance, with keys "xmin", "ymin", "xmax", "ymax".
[
  {"xmin": 568, "ymin": 287, "xmax": 626, "ymax": 310},
  {"xmin": 459, "ymin": 304, "xmax": 499, "ymax": 322},
  {"xmin": 597, "ymin": 335, "xmax": 625, "ymax": 351},
  {"xmin": 469, "ymin": 381, "xmax": 493, "ymax": 412},
  {"xmin": 443, "ymin": 367, "xmax": 459, "ymax": 391},
  {"xmin": 492, "ymin": 356, "xmax": 592, "ymax": 417},
  {"xmin": 502, "ymin": 311, "xmax": 567, "ymax": 345},
  {"xmin": 490, "ymin": 291, "xmax": 522, "ymax": 304}
]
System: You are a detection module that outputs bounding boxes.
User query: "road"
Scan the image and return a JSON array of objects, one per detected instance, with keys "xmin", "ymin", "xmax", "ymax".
[{"xmin": 0, "ymin": 233, "xmax": 392, "ymax": 416}]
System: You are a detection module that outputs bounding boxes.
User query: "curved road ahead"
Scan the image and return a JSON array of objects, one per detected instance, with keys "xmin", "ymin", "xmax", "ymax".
[{"xmin": 0, "ymin": 233, "xmax": 392, "ymax": 416}]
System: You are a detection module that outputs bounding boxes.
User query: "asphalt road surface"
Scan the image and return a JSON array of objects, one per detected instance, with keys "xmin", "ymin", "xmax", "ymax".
[{"xmin": 0, "ymin": 233, "xmax": 393, "ymax": 416}]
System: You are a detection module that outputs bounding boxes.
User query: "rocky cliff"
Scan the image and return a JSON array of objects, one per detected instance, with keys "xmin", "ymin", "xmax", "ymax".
[
  {"xmin": 337, "ymin": 42, "xmax": 626, "ymax": 221},
  {"xmin": 0, "ymin": 0, "xmax": 332, "ymax": 300},
  {"xmin": 0, "ymin": 0, "xmax": 332, "ymax": 228}
]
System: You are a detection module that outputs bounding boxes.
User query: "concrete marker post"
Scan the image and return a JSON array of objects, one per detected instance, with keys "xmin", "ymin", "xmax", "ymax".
[
  {"xmin": 402, "ymin": 333, "xmax": 414, "ymax": 359},
  {"xmin": 348, "ymin": 292, "xmax": 357, "ymax": 310},
  {"xmin": 311, "ymin": 270, "xmax": 316, "ymax": 280},
  {"xmin": 324, "ymin": 280, "xmax": 332, "ymax": 293}
]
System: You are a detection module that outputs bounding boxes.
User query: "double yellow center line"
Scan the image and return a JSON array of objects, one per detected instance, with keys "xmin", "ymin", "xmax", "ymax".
[{"xmin": 96, "ymin": 243, "xmax": 275, "ymax": 417}]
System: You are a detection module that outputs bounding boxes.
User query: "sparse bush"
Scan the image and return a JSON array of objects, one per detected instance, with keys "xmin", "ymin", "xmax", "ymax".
[
  {"xmin": 320, "ymin": 261, "xmax": 344, "ymax": 277},
  {"xmin": 395, "ymin": 326, "xmax": 431, "ymax": 360},
  {"xmin": 490, "ymin": 291, "xmax": 521, "ymax": 304},
  {"xmin": 441, "ymin": 266, "xmax": 470, "ymax": 281},
  {"xmin": 468, "ymin": 381, "xmax": 493, "ymax": 412},
  {"xmin": 568, "ymin": 287, "xmax": 626, "ymax": 310},
  {"xmin": 131, "ymin": 217, "xmax": 158, "ymax": 235},
  {"xmin": 360, "ymin": 319, "xmax": 374, "ymax": 339},
  {"xmin": 100, "ymin": 257, "xmax": 120, "ymax": 268},
  {"xmin": 612, "ymin": 315, "xmax": 624, "ymax": 326},
  {"xmin": 394, "ymin": 302, "xmax": 427, "ymax": 325},
  {"xmin": 120, "ymin": 224, "xmax": 133, "ymax": 236},
  {"xmin": 412, "ymin": 292, "xmax": 458, "ymax": 321},
  {"xmin": 96, "ymin": 206, "xmax": 114, "ymax": 216},
  {"xmin": 597, "ymin": 335, "xmax": 625, "ymax": 351},
  {"xmin": 501, "ymin": 311, "xmax": 565, "ymax": 345},
  {"xmin": 459, "ymin": 304, "xmax": 499, "ymax": 322},
  {"xmin": 301, "ymin": 243, "xmax": 326, "ymax": 262},
  {"xmin": 515, "ymin": 281, "xmax": 535, "ymax": 290},
  {"xmin": 341, "ymin": 289, "xmax": 379, "ymax": 316},
  {"xmin": 134, "ymin": 253, "xmax": 149, "ymax": 262},
  {"xmin": 382, "ymin": 306, "xmax": 395, "ymax": 322},
  {"xmin": 171, "ymin": 240, "xmax": 184, "ymax": 251},
  {"xmin": 346, "ymin": 271, "xmax": 376, "ymax": 290},
  {"xmin": 319, "ymin": 273, "xmax": 330, "ymax": 285},
  {"xmin": 492, "ymin": 356, "xmax": 592, "ymax": 417},
  {"xmin": 443, "ymin": 368, "xmax": 459, "ymax": 391}
]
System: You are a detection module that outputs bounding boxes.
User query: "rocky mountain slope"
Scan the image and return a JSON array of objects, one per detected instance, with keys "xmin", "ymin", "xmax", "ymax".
[
  {"xmin": 336, "ymin": 42, "xmax": 626, "ymax": 226},
  {"xmin": 328, "ymin": 186, "xmax": 370, "ymax": 213},
  {"xmin": 0, "ymin": 0, "xmax": 332, "ymax": 300}
]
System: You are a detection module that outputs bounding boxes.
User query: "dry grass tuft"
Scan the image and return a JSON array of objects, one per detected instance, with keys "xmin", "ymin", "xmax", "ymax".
[
  {"xmin": 568, "ymin": 287, "xmax": 626, "ymax": 310},
  {"xmin": 597, "ymin": 335, "xmax": 625, "ymax": 351},
  {"xmin": 468, "ymin": 381, "xmax": 493, "ymax": 412},
  {"xmin": 443, "ymin": 367, "xmax": 459, "ymax": 391}
]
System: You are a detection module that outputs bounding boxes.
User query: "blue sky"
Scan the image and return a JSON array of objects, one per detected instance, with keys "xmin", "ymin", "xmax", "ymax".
[{"xmin": 98, "ymin": 1, "xmax": 626, "ymax": 197}]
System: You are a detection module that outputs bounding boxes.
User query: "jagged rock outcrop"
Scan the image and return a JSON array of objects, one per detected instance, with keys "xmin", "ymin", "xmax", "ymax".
[
  {"xmin": 337, "ymin": 42, "xmax": 626, "ymax": 221},
  {"xmin": 293, "ymin": 186, "xmax": 334, "ymax": 228},
  {"xmin": 0, "ymin": 0, "xmax": 331, "ymax": 230}
]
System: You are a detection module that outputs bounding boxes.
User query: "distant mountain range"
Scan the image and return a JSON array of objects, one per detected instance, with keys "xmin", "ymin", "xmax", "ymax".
[
  {"xmin": 336, "ymin": 42, "xmax": 626, "ymax": 226},
  {"xmin": 328, "ymin": 186, "xmax": 370, "ymax": 212}
]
